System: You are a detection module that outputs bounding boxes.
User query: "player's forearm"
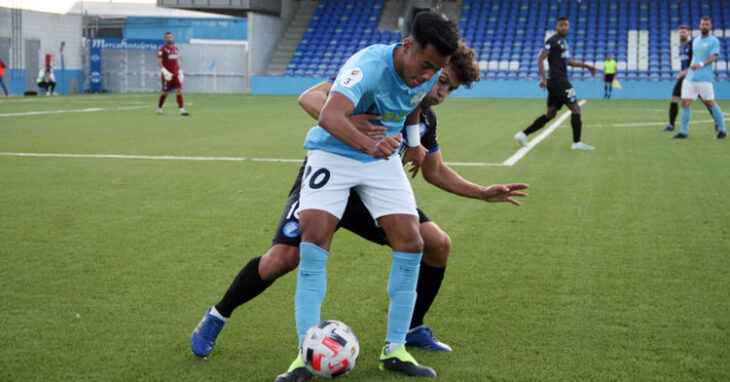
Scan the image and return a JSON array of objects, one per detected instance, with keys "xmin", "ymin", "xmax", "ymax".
[
  {"xmin": 423, "ymin": 159, "xmax": 484, "ymax": 199},
  {"xmin": 297, "ymin": 92, "xmax": 327, "ymax": 120},
  {"xmin": 568, "ymin": 60, "xmax": 587, "ymax": 68},
  {"xmin": 405, "ymin": 108, "xmax": 420, "ymax": 125},
  {"xmin": 702, "ymin": 54, "xmax": 718, "ymax": 66},
  {"xmin": 538, "ymin": 61, "xmax": 546, "ymax": 81},
  {"xmin": 319, "ymin": 113, "xmax": 375, "ymax": 153}
]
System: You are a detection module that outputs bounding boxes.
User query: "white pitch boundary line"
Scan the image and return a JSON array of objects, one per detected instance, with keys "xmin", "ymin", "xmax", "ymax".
[
  {"xmin": 502, "ymin": 100, "xmax": 587, "ymax": 166},
  {"xmin": 0, "ymin": 152, "xmax": 508, "ymax": 167},
  {"xmin": 581, "ymin": 118, "xmax": 729, "ymax": 128},
  {"xmin": 0, "ymin": 152, "xmax": 304, "ymax": 163},
  {"xmin": 0, "ymin": 105, "xmax": 147, "ymax": 117}
]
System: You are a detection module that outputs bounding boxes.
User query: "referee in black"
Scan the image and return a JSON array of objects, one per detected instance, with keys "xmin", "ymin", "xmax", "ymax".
[{"xmin": 515, "ymin": 16, "xmax": 598, "ymax": 150}]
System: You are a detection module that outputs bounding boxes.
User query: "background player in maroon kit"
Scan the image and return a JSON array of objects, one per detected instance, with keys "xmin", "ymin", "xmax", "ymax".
[{"xmin": 158, "ymin": 32, "xmax": 189, "ymax": 116}]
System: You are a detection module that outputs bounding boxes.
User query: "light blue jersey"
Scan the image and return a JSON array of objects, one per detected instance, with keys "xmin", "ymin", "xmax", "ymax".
[
  {"xmin": 687, "ymin": 36, "xmax": 720, "ymax": 82},
  {"xmin": 303, "ymin": 44, "xmax": 440, "ymax": 162}
]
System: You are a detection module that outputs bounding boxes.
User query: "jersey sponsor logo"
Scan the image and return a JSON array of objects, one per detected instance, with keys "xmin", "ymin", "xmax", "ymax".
[
  {"xmin": 382, "ymin": 111, "xmax": 407, "ymax": 122},
  {"xmin": 410, "ymin": 91, "xmax": 426, "ymax": 106},
  {"xmin": 339, "ymin": 68, "xmax": 363, "ymax": 88},
  {"xmin": 283, "ymin": 221, "xmax": 300, "ymax": 238},
  {"xmin": 168, "ymin": 54, "xmax": 178, "ymax": 59}
]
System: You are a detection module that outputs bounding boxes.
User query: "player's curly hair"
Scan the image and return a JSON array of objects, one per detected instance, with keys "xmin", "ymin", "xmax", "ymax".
[{"xmin": 448, "ymin": 40, "xmax": 480, "ymax": 89}]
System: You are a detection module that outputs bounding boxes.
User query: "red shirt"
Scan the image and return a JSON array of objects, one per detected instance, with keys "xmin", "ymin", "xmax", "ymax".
[
  {"xmin": 0, "ymin": 60, "xmax": 6, "ymax": 76},
  {"xmin": 158, "ymin": 45, "xmax": 179, "ymax": 74}
]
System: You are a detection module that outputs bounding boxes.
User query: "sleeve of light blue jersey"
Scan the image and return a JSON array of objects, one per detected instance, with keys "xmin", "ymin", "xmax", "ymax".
[
  {"xmin": 330, "ymin": 58, "xmax": 380, "ymax": 108},
  {"xmin": 710, "ymin": 37, "xmax": 720, "ymax": 56}
]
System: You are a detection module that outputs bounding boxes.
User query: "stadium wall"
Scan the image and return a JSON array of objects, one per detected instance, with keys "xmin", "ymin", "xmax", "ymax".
[
  {"xmin": 0, "ymin": 8, "xmax": 84, "ymax": 95},
  {"xmin": 250, "ymin": 76, "xmax": 730, "ymax": 100},
  {"xmin": 247, "ymin": 0, "xmax": 297, "ymax": 75}
]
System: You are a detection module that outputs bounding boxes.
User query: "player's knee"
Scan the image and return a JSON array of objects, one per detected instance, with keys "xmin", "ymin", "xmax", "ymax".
[
  {"xmin": 545, "ymin": 111, "xmax": 556, "ymax": 119},
  {"xmin": 423, "ymin": 231, "xmax": 451, "ymax": 267},
  {"xmin": 391, "ymin": 231, "xmax": 424, "ymax": 254}
]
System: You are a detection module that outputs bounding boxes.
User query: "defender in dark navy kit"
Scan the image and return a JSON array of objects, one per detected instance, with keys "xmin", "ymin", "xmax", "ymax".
[
  {"xmin": 514, "ymin": 16, "xmax": 598, "ymax": 150},
  {"xmin": 663, "ymin": 25, "xmax": 715, "ymax": 132}
]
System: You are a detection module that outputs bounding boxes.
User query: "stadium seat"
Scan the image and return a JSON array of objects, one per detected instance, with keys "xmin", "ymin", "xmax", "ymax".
[{"xmin": 285, "ymin": 0, "xmax": 729, "ymax": 80}]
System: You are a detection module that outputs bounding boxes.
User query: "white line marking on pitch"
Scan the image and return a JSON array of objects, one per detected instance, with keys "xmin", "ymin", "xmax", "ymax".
[
  {"xmin": 0, "ymin": 152, "xmax": 505, "ymax": 167},
  {"xmin": 582, "ymin": 118, "xmax": 729, "ymax": 128},
  {"xmin": 502, "ymin": 100, "xmax": 587, "ymax": 166},
  {"xmin": 0, "ymin": 105, "xmax": 147, "ymax": 117}
]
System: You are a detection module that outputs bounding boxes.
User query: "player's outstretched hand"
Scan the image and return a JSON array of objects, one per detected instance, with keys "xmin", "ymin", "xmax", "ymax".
[
  {"xmin": 588, "ymin": 66, "xmax": 597, "ymax": 76},
  {"xmin": 480, "ymin": 183, "xmax": 529, "ymax": 206},
  {"xmin": 350, "ymin": 114, "xmax": 386, "ymax": 139},
  {"xmin": 370, "ymin": 133, "xmax": 402, "ymax": 160},
  {"xmin": 402, "ymin": 145, "xmax": 427, "ymax": 178},
  {"xmin": 539, "ymin": 78, "xmax": 547, "ymax": 91}
]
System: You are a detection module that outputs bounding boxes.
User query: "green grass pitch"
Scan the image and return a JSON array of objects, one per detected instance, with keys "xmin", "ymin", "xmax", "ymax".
[{"xmin": 1, "ymin": 93, "xmax": 728, "ymax": 381}]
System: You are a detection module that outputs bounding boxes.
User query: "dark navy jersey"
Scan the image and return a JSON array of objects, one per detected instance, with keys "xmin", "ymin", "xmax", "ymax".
[
  {"xmin": 679, "ymin": 39, "xmax": 693, "ymax": 71},
  {"xmin": 544, "ymin": 33, "xmax": 570, "ymax": 80},
  {"xmin": 399, "ymin": 106, "xmax": 439, "ymax": 154}
]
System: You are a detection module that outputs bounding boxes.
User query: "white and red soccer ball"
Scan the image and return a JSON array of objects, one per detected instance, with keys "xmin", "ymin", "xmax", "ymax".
[{"xmin": 300, "ymin": 320, "xmax": 359, "ymax": 379}]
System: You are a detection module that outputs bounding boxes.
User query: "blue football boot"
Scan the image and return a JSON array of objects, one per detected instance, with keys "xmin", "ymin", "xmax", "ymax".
[
  {"xmin": 191, "ymin": 309, "xmax": 226, "ymax": 357},
  {"xmin": 405, "ymin": 326, "xmax": 452, "ymax": 352}
]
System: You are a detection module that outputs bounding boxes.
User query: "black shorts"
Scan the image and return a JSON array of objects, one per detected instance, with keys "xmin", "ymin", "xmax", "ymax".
[
  {"xmin": 604, "ymin": 73, "xmax": 615, "ymax": 83},
  {"xmin": 272, "ymin": 159, "xmax": 431, "ymax": 247},
  {"xmin": 672, "ymin": 77, "xmax": 685, "ymax": 98},
  {"xmin": 546, "ymin": 79, "xmax": 577, "ymax": 109}
]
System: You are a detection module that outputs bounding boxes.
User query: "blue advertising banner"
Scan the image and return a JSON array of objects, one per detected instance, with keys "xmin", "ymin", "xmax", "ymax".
[{"xmin": 89, "ymin": 38, "xmax": 163, "ymax": 92}]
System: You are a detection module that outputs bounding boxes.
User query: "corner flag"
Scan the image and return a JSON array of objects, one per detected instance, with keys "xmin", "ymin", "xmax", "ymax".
[{"xmin": 612, "ymin": 78, "xmax": 622, "ymax": 90}]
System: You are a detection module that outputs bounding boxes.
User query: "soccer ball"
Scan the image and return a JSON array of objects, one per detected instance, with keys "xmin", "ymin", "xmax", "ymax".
[{"xmin": 300, "ymin": 320, "xmax": 359, "ymax": 379}]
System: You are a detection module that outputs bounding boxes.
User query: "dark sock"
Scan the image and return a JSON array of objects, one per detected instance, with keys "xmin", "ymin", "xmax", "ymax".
[
  {"xmin": 214, "ymin": 256, "xmax": 274, "ymax": 318},
  {"xmin": 571, "ymin": 113, "xmax": 582, "ymax": 143},
  {"xmin": 176, "ymin": 94, "xmax": 184, "ymax": 108},
  {"xmin": 524, "ymin": 114, "xmax": 550, "ymax": 136},
  {"xmin": 669, "ymin": 102, "xmax": 678, "ymax": 126},
  {"xmin": 158, "ymin": 94, "xmax": 167, "ymax": 108},
  {"xmin": 410, "ymin": 263, "xmax": 446, "ymax": 329}
]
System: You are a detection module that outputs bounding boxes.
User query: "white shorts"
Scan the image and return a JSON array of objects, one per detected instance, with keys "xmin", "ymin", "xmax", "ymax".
[
  {"xmin": 299, "ymin": 150, "xmax": 418, "ymax": 221},
  {"xmin": 681, "ymin": 80, "xmax": 715, "ymax": 101}
]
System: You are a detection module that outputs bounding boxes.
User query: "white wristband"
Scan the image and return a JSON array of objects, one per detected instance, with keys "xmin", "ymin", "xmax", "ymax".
[
  {"xmin": 405, "ymin": 124, "xmax": 420, "ymax": 147},
  {"xmin": 698, "ymin": 62, "xmax": 705, "ymax": 68}
]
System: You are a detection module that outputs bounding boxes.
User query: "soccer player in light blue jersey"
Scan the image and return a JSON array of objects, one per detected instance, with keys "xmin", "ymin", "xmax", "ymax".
[
  {"xmin": 275, "ymin": 11, "xmax": 459, "ymax": 381},
  {"xmin": 673, "ymin": 17, "xmax": 727, "ymax": 140}
]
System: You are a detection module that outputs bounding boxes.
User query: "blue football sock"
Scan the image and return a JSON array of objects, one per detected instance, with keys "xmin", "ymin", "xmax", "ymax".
[
  {"xmin": 295, "ymin": 242, "xmax": 329, "ymax": 344},
  {"xmin": 681, "ymin": 106, "xmax": 691, "ymax": 136},
  {"xmin": 385, "ymin": 251, "xmax": 423, "ymax": 344},
  {"xmin": 710, "ymin": 104, "xmax": 727, "ymax": 133}
]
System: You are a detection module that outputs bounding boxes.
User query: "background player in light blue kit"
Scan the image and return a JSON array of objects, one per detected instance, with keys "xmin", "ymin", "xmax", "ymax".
[
  {"xmin": 276, "ymin": 11, "xmax": 459, "ymax": 381},
  {"xmin": 673, "ymin": 17, "xmax": 727, "ymax": 140}
]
